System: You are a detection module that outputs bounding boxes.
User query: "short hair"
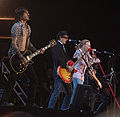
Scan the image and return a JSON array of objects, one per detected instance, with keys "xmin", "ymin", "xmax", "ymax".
[
  {"xmin": 56, "ymin": 30, "xmax": 68, "ymax": 40},
  {"xmin": 14, "ymin": 7, "xmax": 28, "ymax": 22}
]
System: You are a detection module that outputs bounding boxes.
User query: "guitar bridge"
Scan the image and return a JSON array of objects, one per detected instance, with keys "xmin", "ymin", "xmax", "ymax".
[{"xmin": 68, "ymin": 77, "xmax": 72, "ymax": 79}]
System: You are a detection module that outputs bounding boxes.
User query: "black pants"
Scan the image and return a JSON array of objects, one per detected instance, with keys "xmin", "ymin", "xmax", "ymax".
[{"xmin": 1, "ymin": 65, "xmax": 39, "ymax": 106}]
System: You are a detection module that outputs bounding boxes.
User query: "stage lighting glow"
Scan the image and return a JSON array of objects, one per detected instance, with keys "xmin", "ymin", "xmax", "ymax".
[
  {"xmin": 0, "ymin": 17, "xmax": 15, "ymax": 20},
  {"xmin": 0, "ymin": 36, "xmax": 11, "ymax": 39}
]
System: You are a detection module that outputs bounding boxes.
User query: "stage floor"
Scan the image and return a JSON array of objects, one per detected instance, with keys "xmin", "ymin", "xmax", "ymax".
[
  {"xmin": 0, "ymin": 104, "xmax": 120, "ymax": 117},
  {"xmin": 0, "ymin": 105, "xmax": 93, "ymax": 117}
]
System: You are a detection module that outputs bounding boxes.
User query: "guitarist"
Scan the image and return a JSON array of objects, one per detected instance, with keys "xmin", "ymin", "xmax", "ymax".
[
  {"xmin": 1, "ymin": 7, "xmax": 44, "ymax": 107},
  {"xmin": 70, "ymin": 39, "xmax": 102, "ymax": 107},
  {"xmin": 48, "ymin": 31, "xmax": 73, "ymax": 110}
]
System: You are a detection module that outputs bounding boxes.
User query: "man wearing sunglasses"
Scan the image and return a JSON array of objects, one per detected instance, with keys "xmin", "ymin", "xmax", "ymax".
[{"xmin": 48, "ymin": 31, "xmax": 73, "ymax": 111}]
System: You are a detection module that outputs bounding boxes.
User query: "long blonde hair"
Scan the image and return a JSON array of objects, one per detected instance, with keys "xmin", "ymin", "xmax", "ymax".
[{"xmin": 76, "ymin": 39, "xmax": 90, "ymax": 49}]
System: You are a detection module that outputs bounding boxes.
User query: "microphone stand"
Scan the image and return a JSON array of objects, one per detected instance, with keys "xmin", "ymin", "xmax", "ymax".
[
  {"xmin": 89, "ymin": 50, "xmax": 120, "ymax": 113},
  {"xmin": 77, "ymin": 47, "xmax": 102, "ymax": 112},
  {"xmin": 107, "ymin": 54, "xmax": 117, "ymax": 116},
  {"xmin": 74, "ymin": 44, "xmax": 92, "ymax": 85},
  {"xmin": 77, "ymin": 48, "xmax": 93, "ymax": 75}
]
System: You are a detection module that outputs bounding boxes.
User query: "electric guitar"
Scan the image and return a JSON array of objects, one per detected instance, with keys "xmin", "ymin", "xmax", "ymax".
[
  {"xmin": 57, "ymin": 58, "xmax": 82, "ymax": 83},
  {"xmin": 57, "ymin": 58, "xmax": 102, "ymax": 88},
  {"xmin": 10, "ymin": 40, "xmax": 56, "ymax": 74}
]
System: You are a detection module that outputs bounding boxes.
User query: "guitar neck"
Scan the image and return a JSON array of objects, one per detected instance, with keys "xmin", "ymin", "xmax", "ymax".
[
  {"xmin": 71, "ymin": 58, "xmax": 82, "ymax": 68},
  {"xmin": 28, "ymin": 44, "xmax": 51, "ymax": 60}
]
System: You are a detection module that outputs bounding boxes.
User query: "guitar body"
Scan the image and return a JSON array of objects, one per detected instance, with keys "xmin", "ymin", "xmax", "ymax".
[
  {"xmin": 57, "ymin": 60, "xmax": 75, "ymax": 83},
  {"xmin": 10, "ymin": 50, "xmax": 34, "ymax": 74}
]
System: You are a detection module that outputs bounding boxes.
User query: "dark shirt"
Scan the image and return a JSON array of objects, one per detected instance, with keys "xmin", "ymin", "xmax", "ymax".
[{"xmin": 51, "ymin": 41, "xmax": 69, "ymax": 78}]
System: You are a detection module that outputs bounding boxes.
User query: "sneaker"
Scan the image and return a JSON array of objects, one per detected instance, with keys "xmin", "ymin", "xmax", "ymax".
[
  {"xmin": 32, "ymin": 103, "xmax": 40, "ymax": 108},
  {"xmin": 8, "ymin": 102, "xmax": 14, "ymax": 106},
  {"xmin": 60, "ymin": 107, "xmax": 70, "ymax": 111},
  {"xmin": 1, "ymin": 102, "xmax": 14, "ymax": 106}
]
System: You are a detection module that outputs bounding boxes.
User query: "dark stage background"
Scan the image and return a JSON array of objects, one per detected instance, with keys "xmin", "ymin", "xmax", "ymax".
[
  {"xmin": 0, "ymin": 0, "xmax": 120, "ymax": 116},
  {"xmin": 0, "ymin": 0, "xmax": 120, "ymax": 78}
]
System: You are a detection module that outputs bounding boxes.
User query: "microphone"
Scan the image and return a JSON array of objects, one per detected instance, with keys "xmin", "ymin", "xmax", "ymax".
[
  {"xmin": 103, "ymin": 51, "xmax": 114, "ymax": 55},
  {"xmin": 89, "ymin": 48, "xmax": 101, "ymax": 54},
  {"xmin": 68, "ymin": 39, "xmax": 81, "ymax": 42}
]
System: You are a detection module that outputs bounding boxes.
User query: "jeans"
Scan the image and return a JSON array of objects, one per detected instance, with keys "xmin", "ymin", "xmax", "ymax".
[
  {"xmin": 48, "ymin": 76, "xmax": 73, "ymax": 110},
  {"xmin": 70, "ymin": 78, "xmax": 83, "ymax": 105}
]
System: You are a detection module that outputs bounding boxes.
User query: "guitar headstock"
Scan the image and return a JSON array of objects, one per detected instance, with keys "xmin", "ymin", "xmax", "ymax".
[{"xmin": 49, "ymin": 39, "xmax": 57, "ymax": 47}]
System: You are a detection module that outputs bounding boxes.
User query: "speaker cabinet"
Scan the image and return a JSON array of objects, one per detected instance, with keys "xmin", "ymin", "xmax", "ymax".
[{"xmin": 70, "ymin": 84, "xmax": 91, "ymax": 111}]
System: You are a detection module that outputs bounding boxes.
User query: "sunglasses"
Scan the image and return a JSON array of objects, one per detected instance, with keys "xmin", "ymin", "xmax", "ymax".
[{"xmin": 62, "ymin": 36, "xmax": 68, "ymax": 39}]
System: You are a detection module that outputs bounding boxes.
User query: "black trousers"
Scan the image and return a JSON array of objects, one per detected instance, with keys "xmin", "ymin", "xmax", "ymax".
[{"xmin": 1, "ymin": 65, "xmax": 39, "ymax": 106}]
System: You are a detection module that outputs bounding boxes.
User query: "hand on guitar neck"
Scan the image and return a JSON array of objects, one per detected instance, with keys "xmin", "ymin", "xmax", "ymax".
[
  {"xmin": 40, "ymin": 48, "xmax": 45, "ymax": 54},
  {"xmin": 19, "ymin": 48, "xmax": 45, "ymax": 66}
]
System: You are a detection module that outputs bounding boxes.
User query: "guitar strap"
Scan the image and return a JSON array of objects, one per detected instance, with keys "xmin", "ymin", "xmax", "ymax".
[
  {"xmin": 20, "ymin": 51, "xmax": 25, "ymax": 54},
  {"xmin": 77, "ymin": 48, "xmax": 93, "ymax": 75}
]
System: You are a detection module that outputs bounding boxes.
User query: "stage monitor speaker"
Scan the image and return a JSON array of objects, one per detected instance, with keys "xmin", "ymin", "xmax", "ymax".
[{"xmin": 70, "ymin": 84, "xmax": 91, "ymax": 111}]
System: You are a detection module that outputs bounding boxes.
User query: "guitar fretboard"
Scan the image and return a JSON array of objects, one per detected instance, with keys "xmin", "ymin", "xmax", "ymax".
[{"xmin": 28, "ymin": 44, "xmax": 51, "ymax": 60}]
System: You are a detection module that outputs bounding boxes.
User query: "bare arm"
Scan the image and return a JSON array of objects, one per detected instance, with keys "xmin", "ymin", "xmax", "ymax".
[{"xmin": 88, "ymin": 69, "xmax": 102, "ymax": 89}]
